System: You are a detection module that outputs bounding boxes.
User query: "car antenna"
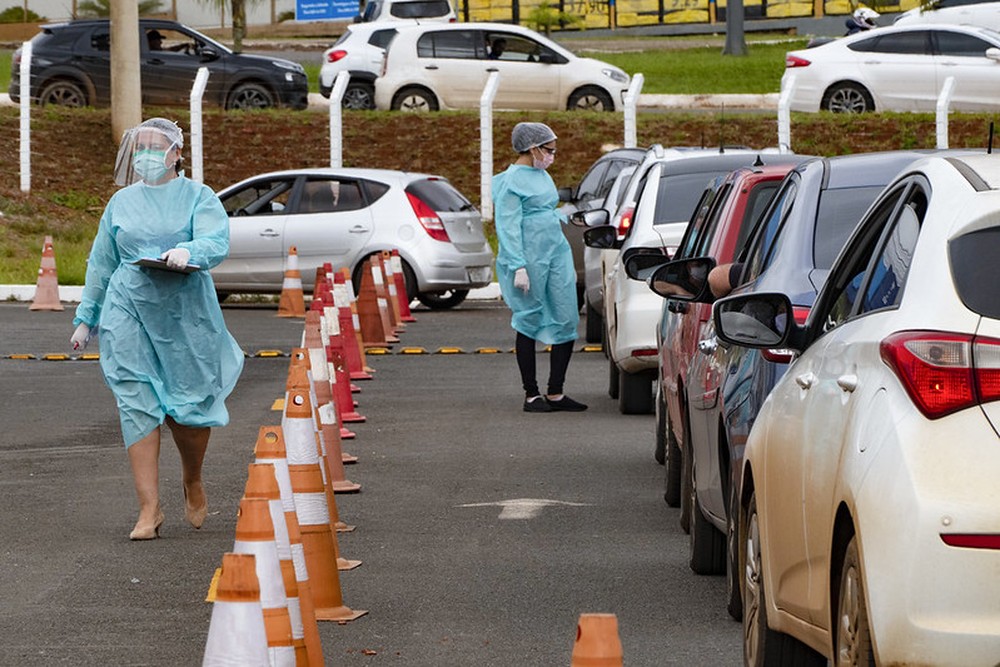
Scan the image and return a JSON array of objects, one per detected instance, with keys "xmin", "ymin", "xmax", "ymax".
[
  {"xmin": 753, "ymin": 154, "xmax": 765, "ymax": 167},
  {"xmin": 989, "ymin": 121, "xmax": 995, "ymax": 154}
]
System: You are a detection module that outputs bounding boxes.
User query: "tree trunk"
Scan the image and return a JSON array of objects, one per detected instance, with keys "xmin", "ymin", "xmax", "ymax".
[
  {"xmin": 723, "ymin": 0, "xmax": 748, "ymax": 56},
  {"xmin": 232, "ymin": 0, "xmax": 246, "ymax": 52}
]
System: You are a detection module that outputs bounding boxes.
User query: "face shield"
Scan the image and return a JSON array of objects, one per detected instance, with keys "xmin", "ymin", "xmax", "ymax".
[{"xmin": 113, "ymin": 118, "xmax": 184, "ymax": 186}]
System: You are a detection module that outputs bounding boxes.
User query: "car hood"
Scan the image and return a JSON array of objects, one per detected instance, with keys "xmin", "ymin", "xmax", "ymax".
[{"xmin": 237, "ymin": 52, "xmax": 304, "ymax": 73}]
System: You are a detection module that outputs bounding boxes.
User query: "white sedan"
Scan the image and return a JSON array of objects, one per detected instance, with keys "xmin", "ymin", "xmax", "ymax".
[
  {"xmin": 782, "ymin": 23, "xmax": 1000, "ymax": 112},
  {"xmin": 715, "ymin": 153, "xmax": 1000, "ymax": 665}
]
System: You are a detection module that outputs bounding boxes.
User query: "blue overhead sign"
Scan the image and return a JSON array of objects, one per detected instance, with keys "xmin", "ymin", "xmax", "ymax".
[{"xmin": 296, "ymin": 0, "xmax": 359, "ymax": 21}]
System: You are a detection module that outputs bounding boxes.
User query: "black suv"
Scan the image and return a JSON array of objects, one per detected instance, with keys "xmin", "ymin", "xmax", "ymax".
[{"xmin": 10, "ymin": 19, "xmax": 308, "ymax": 110}]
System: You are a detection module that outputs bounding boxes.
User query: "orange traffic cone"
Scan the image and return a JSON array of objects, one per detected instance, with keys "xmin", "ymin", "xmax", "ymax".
[
  {"xmin": 356, "ymin": 258, "xmax": 390, "ymax": 347},
  {"xmin": 570, "ymin": 613, "xmax": 624, "ymax": 667},
  {"xmin": 333, "ymin": 271, "xmax": 372, "ymax": 381},
  {"xmin": 380, "ymin": 250, "xmax": 404, "ymax": 333},
  {"xmin": 29, "ymin": 235, "xmax": 64, "ymax": 311},
  {"xmin": 371, "ymin": 256, "xmax": 400, "ymax": 341},
  {"xmin": 203, "ymin": 553, "xmax": 270, "ymax": 666},
  {"xmin": 340, "ymin": 268, "xmax": 376, "ymax": 374},
  {"xmin": 303, "ymin": 307, "xmax": 360, "ymax": 456},
  {"xmin": 277, "ymin": 246, "xmax": 306, "ymax": 318},
  {"xmin": 390, "ymin": 249, "xmax": 417, "ymax": 322}
]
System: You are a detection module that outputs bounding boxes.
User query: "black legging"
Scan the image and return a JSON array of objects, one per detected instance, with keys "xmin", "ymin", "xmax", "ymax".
[{"xmin": 515, "ymin": 332, "xmax": 574, "ymax": 397}]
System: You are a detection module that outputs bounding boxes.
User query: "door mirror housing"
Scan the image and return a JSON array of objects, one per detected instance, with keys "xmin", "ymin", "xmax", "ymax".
[
  {"xmin": 570, "ymin": 208, "xmax": 610, "ymax": 228},
  {"xmin": 583, "ymin": 225, "xmax": 621, "ymax": 249},
  {"xmin": 647, "ymin": 257, "xmax": 715, "ymax": 302},
  {"xmin": 622, "ymin": 247, "xmax": 672, "ymax": 281},
  {"xmin": 713, "ymin": 292, "xmax": 802, "ymax": 350}
]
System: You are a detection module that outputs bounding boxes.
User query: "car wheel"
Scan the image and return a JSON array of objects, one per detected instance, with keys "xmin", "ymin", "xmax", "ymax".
[
  {"xmin": 689, "ymin": 460, "xmax": 726, "ymax": 575},
  {"xmin": 821, "ymin": 82, "xmax": 873, "ymax": 113},
  {"xmin": 654, "ymin": 388, "xmax": 667, "ymax": 465},
  {"xmin": 608, "ymin": 357, "xmax": 620, "ymax": 399},
  {"xmin": 619, "ymin": 369, "xmax": 653, "ymax": 414},
  {"xmin": 726, "ymin": 476, "xmax": 742, "ymax": 620},
  {"xmin": 216, "ymin": 291, "xmax": 231, "ymax": 304},
  {"xmin": 585, "ymin": 299, "xmax": 603, "ymax": 344},
  {"xmin": 391, "ymin": 87, "xmax": 438, "ymax": 112},
  {"xmin": 679, "ymin": 407, "xmax": 693, "ymax": 533},
  {"xmin": 568, "ymin": 86, "xmax": 615, "ymax": 112},
  {"xmin": 664, "ymin": 411, "xmax": 682, "ymax": 507},
  {"xmin": 836, "ymin": 537, "xmax": 875, "ymax": 666},
  {"xmin": 398, "ymin": 258, "xmax": 418, "ymax": 302},
  {"xmin": 743, "ymin": 492, "xmax": 827, "ymax": 667},
  {"xmin": 416, "ymin": 289, "xmax": 468, "ymax": 309},
  {"xmin": 227, "ymin": 82, "xmax": 276, "ymax": 110},
  {"xmin": 39, "ymin": 79, "xmax": 87, "ymax": 107},
  {"xmin": 342, "ymin": 81, "xmax": 375, "ymax": 110}
]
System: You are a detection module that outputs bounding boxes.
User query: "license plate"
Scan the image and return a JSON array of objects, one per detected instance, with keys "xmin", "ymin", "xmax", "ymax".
[{"xmin": 467, "ymin": 266, "xmax": 492, "ymax": 283}]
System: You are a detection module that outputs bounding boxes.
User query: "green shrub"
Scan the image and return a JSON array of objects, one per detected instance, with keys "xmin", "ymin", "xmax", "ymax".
[{"xmin": 0, "ymin": 6, "xmax": 44, "ymax": 22}]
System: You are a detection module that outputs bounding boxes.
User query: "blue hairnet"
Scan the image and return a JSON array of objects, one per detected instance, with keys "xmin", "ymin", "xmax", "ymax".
[{"xmin": 512, "ymin": 122, "xmax": 557, "ymax": 153}]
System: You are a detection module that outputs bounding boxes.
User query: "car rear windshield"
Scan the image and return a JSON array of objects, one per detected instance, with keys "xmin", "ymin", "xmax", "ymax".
[
  {"xmin": 653, "ymin": 173, "xmax": 725, "ymax": 225},
  {"xmin": 405, "ymin": 178, "xmax": 473, "ymax": 212},
  {"xmin": 950, "ymin": 226, "xmax": 1000, "ymax": 319},
  {"xmin": 391, "ymin": 0, "xmax": 451, "ymax": 17},
  {"xmin": 813, "ymin": 186, "xmax": 884, "ymax": 269}
]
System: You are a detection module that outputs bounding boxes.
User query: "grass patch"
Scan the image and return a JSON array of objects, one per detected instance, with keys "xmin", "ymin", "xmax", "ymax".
[{"xmin": 0, "ymin": 50, "xmax": 10, "ymax": 92}]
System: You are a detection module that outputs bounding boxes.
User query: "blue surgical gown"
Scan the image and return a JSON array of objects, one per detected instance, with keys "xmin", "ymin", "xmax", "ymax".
[
  {"xmin": 493, "ymin": 164, "xmax": 578, "ymax": 345},
  {"xmin": 74, "ymin": 177, "xmax": 244, "ymax": 447}
]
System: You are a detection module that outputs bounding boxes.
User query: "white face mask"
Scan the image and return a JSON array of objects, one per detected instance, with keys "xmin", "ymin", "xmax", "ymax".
[{"xmin": 532, "ymin": 147, "xmax": 555, "ymax": 170}]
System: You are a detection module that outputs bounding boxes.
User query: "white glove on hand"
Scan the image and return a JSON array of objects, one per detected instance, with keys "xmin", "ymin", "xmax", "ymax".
[
  {"xmin": 161, "ymin": 247, "xmax": 192, "ymax": 269},
  {"xmin": 71, "ymin": 323, "xmax": 91, "ymax": 351},
  {"xmin": 514, "ymin": 267, "xmax": 530, "ymax": 293}
]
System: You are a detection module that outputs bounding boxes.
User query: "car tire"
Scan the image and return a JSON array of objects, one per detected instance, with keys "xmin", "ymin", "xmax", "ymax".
[
  {"xmin": 568, "ymin": 86, "xmax": 615, "ymax": 112},
  {"xmin": 821, "ymin": 82, "xmax": 873, "ymax": 113},
  {"xmin": 416, "ymin": 289, "xmax": 468, "ymax": 309},
  {"xmin": 585, "ymin": 299, "xmax": 603, "ymax": 344},
  {"xmin": 654, "ymin": 387, "xmax": 667, "ymax": 465},
  {"xmin": 216, "ymin": 291, "xmax": 231, "ymax": 304},
  {"xmin": 619, "ymin": 369, "xmax": 653, "ymax": 414},
  {"xmin": 226, "ymin": 82, "xmax": 276, "ymax": 110},
  {"xmin": 689, "ymin": 463, "xmax": 726, "ymax": 575},
  {"xmin": 726, "ymin": 473, "xmax": 743, "ymax": 620},
  {"xmin": 680, "ymin": 407, "xmax": 693, "ymax": 533},
  {"xmin": 608, "ymin": 357, "xmax": 620, "ymax": 400},
  {"xmin": 39, "ymin": 78, "xmax": 87, "ymax": 107},
  {"xmin": 835, "ymin": 537, "xmax": 875, "ymax": 666},
  {"xmin": 664, "ymin": 411, "xmax": 682, "ymax": 507},
  {"xmin": 743, "ymin": 492, "xmax": 826, "ymax": 667},
  {"xmin": 342, "ymin": 81, "xmax": 375, "ymax": 110},
  {"xmin": 391, "ymin": 86, "xmax": 438, "ymax": 112}
]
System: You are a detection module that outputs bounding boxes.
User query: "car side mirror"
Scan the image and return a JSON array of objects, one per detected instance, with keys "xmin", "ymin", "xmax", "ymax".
[
  {"xmin": 538, "ymin": 53, "xmax": 556, "ymax": 64},
  {"xmin": 558, "ymin": 186, "xmax": 575, "ymax": 203},
  {"xmin": 622, "ymin": 247, "xmax": 672, "ymax": 281},
  {"xmin": 583, "ymin": 225, "xmax": 620, "ymax": 249},
  {"xmin": 200, "ymin": 46, "xmax": 220, "ymax": 61},
  {"xmin": 713, "ymin": 292, "xmax": 795, "ymax": 349},
  {"xmin": 987, "ymin": 47, "xmax": 1000, "ymax": 62},
  {"xmin": 648, "ymin": 257, "xmax": 715, "ymax": 302},
  {"xmin": 571, "ymin": 208, "xmax": 609, "ymax": 228},
  {"xmin": 353, "ymin": 15, "xmax": 363, "ymax": 22}
]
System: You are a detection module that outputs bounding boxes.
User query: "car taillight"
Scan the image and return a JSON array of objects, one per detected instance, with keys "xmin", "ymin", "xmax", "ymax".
[
  {"xmin": 617, "ymin": 207, "xmax": 634, "ymax": 238},
  {"xmin": 880, "ymin": 330, "xmax": 1000, "ymax": 419},
  {"xmin": 326, "ymin": 49, "xmax": 348, "ymax": 63},
  {"xmin": 631, "ymin": 349, "xmax": 658, "ymax": 358},
  {"xmin": 762, "ymin": 307, "xmax": 810, "ymax": 363},
  {"xmin": 406, "ymin": 192, "xmax": 450, "ymax": 242},
  {"xmin": 786, "ymin": 55, "xmax": 811, "ymax": 68},
  {"xmin": 941, "ymin": 533, "xmax": 1000, "ymax": 549}
]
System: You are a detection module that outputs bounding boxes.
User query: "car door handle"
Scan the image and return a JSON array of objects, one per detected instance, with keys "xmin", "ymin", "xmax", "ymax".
[
  {"xmin": 425, "ymin": 65, "xmax": 439, "ymax": 70},
  {"xmin": 698, "ymin": 338, "xmax": 717, "ymax": 355},
  {"xmin": 836, "ymin": 374, "xmax": 858, "ymax": 392},
  {"xmin": 795, "ymin": 372, "xmax": 816, "ymax": 390},
  {"xmin": 349, "ymin": 226, "xmax": 370, "ymax": 234},
  {"xmin": 259, "ymin": 229, "xmax": 280, "ymax": 237},
  {"xmin": 486, "ymin": 67, "xmax": 499, "ymax": 72}
]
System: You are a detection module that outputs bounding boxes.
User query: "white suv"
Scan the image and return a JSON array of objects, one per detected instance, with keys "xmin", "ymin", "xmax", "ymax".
[
  {"xmin": 320, "ymin": 23, "xmax": 401, "ymax": 109},
  {"xmin": 373, "ymin": 22, "xmax": 630, "ymax": 112}
]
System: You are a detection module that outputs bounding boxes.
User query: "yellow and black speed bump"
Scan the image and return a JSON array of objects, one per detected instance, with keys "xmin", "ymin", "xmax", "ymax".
[
  {"xmin": 476, "ymin": 347, "xmax": 502, "ymax": 354},
  {"xmin": 400, "ymin": 347, "xmax": 427, "ymax": 355},
  {"xmin": 79, "ymin": 353, "xmax": 101, "ymax": 360},
  {"xmin": 366, "ymin": 347, "xmax": 391, "ymax": 355},
  {"xmin": 580, "ymin": 345, "xmax": 603, "ymax": 353},
  {"xmin": 7, "ymin": 354, "xmax": 36, "ymax": 360},
  {"xmin": 254, "ymin": 349, "xmax": 286, "ymax": 358},
  {"xmin": 436, "ymin": 347, "xmax": 464, "ymax": 354},
  {"xmin": 42, "ymin": 354, "xmax": 71, "ymax": 361}
]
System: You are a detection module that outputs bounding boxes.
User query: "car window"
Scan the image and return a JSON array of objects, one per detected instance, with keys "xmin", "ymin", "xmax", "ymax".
[
  {"xmin": 370, "ymin": 29, "xmax": 398, "ymax": 49},
  {"xmin": 734, "ymin": 181, "xmax": 781, "ymax": 256},
  {"xmin": 859, "ymin": 194, "xmax": 924, "ymax": 313},
  {"xmin": 576, "ymin": 160, "xmax": 611, "ymax": 202},
  {"xmin": 222, "ymin": 178, "xmax": 295, "ymax": 216},
  {"xmin": 144, "ymin": 27, "xmax": 199, "ymax": 56},
  {"xmin": 361, "ymin": 180, "xmax": 391, "ymax": 204},
  {"xmin": 934, "ymin": 30, "xmax": 993, "ymax": 56},
  {"xmin": 675, "ymin": 185, "xmax": 721, "ymax": 259},
  {"xmin": 850, "ymin": 31, "xmax": 931, "ymax": 54},
  {"xmin": 300, "ymin": 179, "xmax": 366, "ymax": 213},
  {"xmin": 652, "ymin": 173, "xmax": 721, "ymax": 225},
  {"xmin": 597, "ymin": 161, "xmax": 635, "ymax": 201},
  {"xmin": 91, "ymin": 28, "xmax": 110, "ymax": 52},
  {"xmin": 391, "ymin": 0, "xmax": 451, "ymax": 18},
  {"xmin": 362, "ymin": 0, "xmax": 382, "ymax": 21},
  {"xmin": 742, "ymin": 177, "xmax": 798, "ymax": 281},
  {"xmin": 417, "ymin": 30, "xmax": 479, "ymax": 59},
  {"xmin": 951, "ymin": 225, "xmax": 1000, "ymax": 319},
  {"xmin": 813, "ymin": 186, "xmax": 885, "ymax": 269},
  {"xmin": 483, "ymin": 32, "xmax": 544, "ymax": 62},
  {"xmin": 405, "ymin": 178, "xmax": 473, "ymax": 212}
]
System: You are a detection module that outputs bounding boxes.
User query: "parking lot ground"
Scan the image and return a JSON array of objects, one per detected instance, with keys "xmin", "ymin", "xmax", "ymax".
[{"xmin": 0, "ymin": 300, "xmax": 740, "ymax": 665}]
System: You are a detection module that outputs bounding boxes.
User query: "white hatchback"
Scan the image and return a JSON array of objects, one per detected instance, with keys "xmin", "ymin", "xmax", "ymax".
[
  {"xmin": 715, "ymin": 153, "xmax": 1000, "ymax": 665},
  {"xmin": 782, "ymin": 23, "xmax": 1000, "ymax": 112},
  {"xmin": 319, "ymin": 23, "xmax": 401, "ymax": 109},
  {"xmin": 373, "ymin": 22, "xmax": 630, "ymax": 112}
]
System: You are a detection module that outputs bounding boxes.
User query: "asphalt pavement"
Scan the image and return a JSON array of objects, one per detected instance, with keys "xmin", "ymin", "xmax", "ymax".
[{"xmin": 0, "ymin": 299, "xmax": 741, "ymax": 665}]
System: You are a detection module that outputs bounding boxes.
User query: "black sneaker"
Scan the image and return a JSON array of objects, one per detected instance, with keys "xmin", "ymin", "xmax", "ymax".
[
  {"xmin": 523, "ymin": 396, "xmax": 552, "ymax": 413},
  {"xmin": 545, "ymin": 395, "xmax": 588, "ymax": 412}
]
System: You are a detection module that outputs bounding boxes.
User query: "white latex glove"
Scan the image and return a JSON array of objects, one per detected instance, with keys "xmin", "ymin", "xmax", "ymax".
[
  {"xmin": 71, "ymin": 323, "xmax": 91, "ymax": 351},
  {"xmin": 161, "ymin": 247, "xmax": 192, "ymax": 269},
  {"xmin": 514, "ymin": 267, "xmax": 530, "ymax": 293}
]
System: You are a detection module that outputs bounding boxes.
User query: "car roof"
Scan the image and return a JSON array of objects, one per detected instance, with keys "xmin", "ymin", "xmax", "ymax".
[
  {"xmin": 946, "ymin": 154, "xmax": 1000, "ymax": 188},
  {"xmin": 815, "ymin": 149, "xmax": 983, "ymax": 189},
  {"xmin": 219, "ymin": 167, "xmax": 442, "ymax": 190}
]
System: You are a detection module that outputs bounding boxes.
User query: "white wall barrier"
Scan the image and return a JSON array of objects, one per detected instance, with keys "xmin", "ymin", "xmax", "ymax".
[
  {"xmin": 19, "ymin": 41, "xmax": 32, "ymax": 194},
  {"xmin": 623, "ymin": 73, "xmax": 644, "ymax": 149},
  {"xmin": 936, "ymin": 76, "xmax": 956, "ymax": 150},
  {"xmin": 189, "ymin": 67, "xmax": 210, "ymax": 184},
  {"xmin": 479, "ymin": 71, "xmax": 501, "ymax": 221},
  {"xmin": 329, "ymin": 71, "xmax": 350, "ymax": 168}
]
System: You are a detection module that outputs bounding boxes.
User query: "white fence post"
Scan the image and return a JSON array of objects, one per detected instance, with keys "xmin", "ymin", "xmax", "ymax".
[
  {"xmin": 19, "ymin": 41, "xmax": 32, "ymax": 193},
  {"xmin": 936, "ymin": 76, "xmax": 956, "ymax": 150},
  {"xmin": 480, "ymin": 71, "xmax": 501, "ymax": 221},
  {"xmin": 623, "ymin": 73, "xmax": 644, "ymax": 149},
  {"xmin": 777, "ymin": 74, "xmax": 795, "ymax": 154},
  {"xmin": 329, "ymin": 71, "xmax": 350, "ymax": 168},
  {"xmin": 189, "ymin": 67, "xmax": 210, "ymax": 184}
]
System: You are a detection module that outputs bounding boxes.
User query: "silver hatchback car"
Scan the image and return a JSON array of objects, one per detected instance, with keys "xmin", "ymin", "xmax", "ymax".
[{"xmin": 212, "ymin": 168, "xmax": 494, "ymax": 309}]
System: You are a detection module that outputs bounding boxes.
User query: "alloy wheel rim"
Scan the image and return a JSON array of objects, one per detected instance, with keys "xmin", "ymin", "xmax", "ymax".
[
  {"xmin": 837, "ymin": 564, "xmax": 862, "ymax": 665},
  {"xmin": 830, "ymin": 90, "xmax": 865, "ymax": 113},
  {"xmin": 743, "ymin": 511, "xmax": 761, "ymax": 664}
]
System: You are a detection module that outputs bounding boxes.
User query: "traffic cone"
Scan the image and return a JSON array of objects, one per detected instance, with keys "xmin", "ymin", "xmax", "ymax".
[
  {"xmin": 29, "ymin": 235, "xmax": 64, "ymax": 311},
  {"xmin": 333, "ymin": 272, "xmax": 372, "ymax": 381},
  {"xmin": 311, "ymin": 294, "xmax": 360, "ymax": 394},
  {"xmin": 203, "ymin": 553, "xmax": 270, "ymax": 667},
  {"xmin": 328, "ymin": 346, "xmax": 365, "ymax": 424},
  {"xmin": 390, "ymin": 249, "xmax": 417, "ymax": 322},
  {"xmin": 304, "ymin": 307, "xmax": 360, "ymax": 455},
  {"xmin": 356, "ymin": 258, "xmax": 390, "ymax": 347},
  {"xmin": 244, "ymin": 464, "xmax": 322, "ymax": 667},
  {"xmin": 380, "ymin": 251, "xmax": 404, "ymax": 333},
  {"xmin": 371, "ymin": 256, "xmax": 400, "ymax": 342},
  {"xmin": 570, "ymin": 613, "xmax": 624, "ymax": 667},
  {"xmin": 340, "ymin": 268, "xmax": 376, "ymax": 374},
  {"xmin": 277, "ymin": 246, "xmax": 306, "ymax": 318}
]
